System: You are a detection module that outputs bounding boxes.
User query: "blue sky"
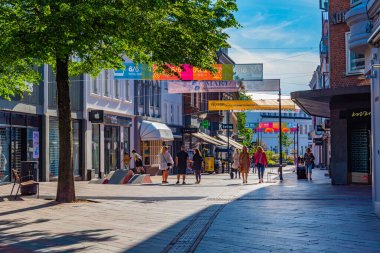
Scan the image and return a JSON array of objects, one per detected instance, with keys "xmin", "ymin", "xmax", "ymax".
[{"xmin": 227, "ymin": 0, "xmax": 321, "ymax": 95}]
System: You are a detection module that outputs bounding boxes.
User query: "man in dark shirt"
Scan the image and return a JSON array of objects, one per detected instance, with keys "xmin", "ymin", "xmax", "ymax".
[{"xmin": 176, "ymin": 145, "xmax": 189, "ymax": 184}]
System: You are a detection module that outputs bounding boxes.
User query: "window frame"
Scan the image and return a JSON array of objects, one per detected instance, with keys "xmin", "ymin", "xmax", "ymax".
[
  {"xmin": 104, "ymin": 71, "xmax": 110, "ymax": 97},
  {"xmin": 345, "ymin": 32, "xmax": 365, "ymax": 75}
]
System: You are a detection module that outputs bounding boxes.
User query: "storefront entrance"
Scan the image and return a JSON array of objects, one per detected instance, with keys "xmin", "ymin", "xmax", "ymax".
[
  {"xmin": 0, "ymin": 112, "xmax": 41, "ymax": 183},
  {"xmin": 104, "ymin": 125, "xmax": 120, "ymax": 174},
  {"xmin": 348, "ymin": 110, "xmax": 371, "ymax": 184}
]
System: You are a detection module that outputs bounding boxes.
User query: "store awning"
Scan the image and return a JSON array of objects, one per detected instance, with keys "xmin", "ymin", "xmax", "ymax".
[
  {"xmin": 192, "ymin": 132, "xmax": 227, "ymax": 146},
  {"xmin": 291, "ymin": 86, "xmax": 370, "ymax": 118},
  {"xmin": 217, "ymin": 135, "xmax": 244, "ymax": 150},
  {"xmin": 140, "ymin": 120, "xmax": 174, "ymax": 141}
]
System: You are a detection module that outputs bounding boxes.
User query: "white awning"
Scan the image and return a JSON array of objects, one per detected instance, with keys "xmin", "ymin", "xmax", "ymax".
[
  {"xmin": 217, "ymin": 135, "xmax": 244, "ymax": 150},
  {"xmin": 192, "ymin": 132, "xmax": 227, "ymax": 146},
  {"xmin": 140, "ymin": 120, "xmax": 174, "ymax": 141}
]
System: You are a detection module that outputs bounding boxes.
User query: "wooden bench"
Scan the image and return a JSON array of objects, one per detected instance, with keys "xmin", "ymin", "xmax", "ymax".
[{"xmin": 10, "ymin": 169, "xmax": 39, "ymax": 199}]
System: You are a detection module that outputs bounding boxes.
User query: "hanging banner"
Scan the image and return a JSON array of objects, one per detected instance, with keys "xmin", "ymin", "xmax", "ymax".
[
  {"xmin": 242, "ymin": 79, "xmax": 280, "ymax": 92},
  {"xmin": 168, "ymin": 81, "xmax": 239, "ymax": 93},
  {"xmin": 114, "ymin": 63, "xmax": 262, "ymax": 81},
  {"xmin": 208, "ymin": 100, "xmax": 296, "ymax": 111},
  {"xmin": 234, "ymin": 64, "xmax": 263, "ymax": 81}
]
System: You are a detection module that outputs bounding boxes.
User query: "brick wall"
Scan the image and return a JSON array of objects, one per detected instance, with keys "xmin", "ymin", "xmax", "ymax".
[{"xmin": 329, "ymin": 0, "xmax": 369, "ymax": 88}]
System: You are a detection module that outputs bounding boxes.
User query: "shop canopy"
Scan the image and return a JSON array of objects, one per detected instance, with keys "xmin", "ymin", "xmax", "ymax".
[
  {"xmin": 192, "ymin": 132, "xmax": 227, "ymax": 146},
  {"xmin": 140, "ymin": 120, "xmax": 174, "ymax": 141},
  {"xmin": 217, "ymin": 135, "xmax": 244, "ymax": 150}
]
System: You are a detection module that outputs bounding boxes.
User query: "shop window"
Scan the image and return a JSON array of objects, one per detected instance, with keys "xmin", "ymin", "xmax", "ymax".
[
  {"xmin": 171, "ymin": 104, "xmax": 174, "ymax": 124},
  {"xmin": 345, "ymin": 33, "xmax": 365, "ymax": 75},
  {"xmin": 92, "ymin": 124, "xmax": 100, "ymax": 176},
  {"xmin": 0, "ymin": 128, "xmax": 10, "ymax": 182},
  {"xmin": 49, "ymin": 118, "xmax": 80, "ymax": 179}
]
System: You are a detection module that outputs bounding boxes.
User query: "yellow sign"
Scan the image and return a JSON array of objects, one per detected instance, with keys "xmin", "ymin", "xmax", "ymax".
[
  {"xmin": 208, "ymin": 100, "xmax": 296, "ymax": 111},
  {"xmin": 204, "ymin": 156, "xmax": 215, "ymax": 173}
]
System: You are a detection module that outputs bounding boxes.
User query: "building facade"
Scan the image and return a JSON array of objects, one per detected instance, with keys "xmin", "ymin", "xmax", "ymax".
[
  {"xmin": 292, "ymin": 0, "xmax": 372, "ymax": 187},
  {"xmin": 345, "ymin": 0, "xmax": 380, "ymax": 216}
]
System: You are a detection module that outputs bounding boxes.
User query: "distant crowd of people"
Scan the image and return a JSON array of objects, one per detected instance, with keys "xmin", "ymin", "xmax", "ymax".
[{"xmin": 122, "ymin": 144, "xmax": 314, "ymax": 184}]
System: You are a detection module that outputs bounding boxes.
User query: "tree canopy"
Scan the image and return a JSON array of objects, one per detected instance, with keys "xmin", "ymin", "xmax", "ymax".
[
  {"xmin": 0, "ymin": 0, "xmax": 239, "ymax": 202},
  {"xmin": 0, "ymin": 0, "xmax": 239, "ymax": 99}
]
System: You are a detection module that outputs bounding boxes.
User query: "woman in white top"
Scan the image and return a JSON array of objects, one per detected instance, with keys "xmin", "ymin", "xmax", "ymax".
[
  {"xmin": 159, "ymin": 146, "xmax": 174, "ymax": 184},
  {"xmin": 232, "ymin": 149, "xmax": 241, "ymax": 179}
]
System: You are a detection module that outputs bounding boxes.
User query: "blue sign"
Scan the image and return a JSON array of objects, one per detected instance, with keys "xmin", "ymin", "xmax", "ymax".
[{"xmin": 114, "ymin": 63, "xmax": 152, "ymax": 80}]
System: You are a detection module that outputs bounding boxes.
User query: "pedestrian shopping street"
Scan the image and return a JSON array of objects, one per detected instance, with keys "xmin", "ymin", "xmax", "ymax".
[{"xmin": 0, "ymin": 169, "xmax": 379, "ymax": 253}]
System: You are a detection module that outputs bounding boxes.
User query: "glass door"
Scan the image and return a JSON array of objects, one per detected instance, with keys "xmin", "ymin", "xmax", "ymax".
[
  {"xmin": 0, "ymin": 128, "xmax": 10, "ymax": 183},
  {"xmin": 104, "ymin": 126, "xmax": 120, "ymax": 174}
]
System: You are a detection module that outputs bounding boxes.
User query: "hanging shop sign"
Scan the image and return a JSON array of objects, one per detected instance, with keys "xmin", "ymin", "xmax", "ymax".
[
  {"xmin": 221, "ymin": 124, "xmax": 233, "ymax": 130},
  {"xmin": 89, "ymin": 110, "xmax": 132, "ymax": 126},
  {"xmin": 242, "ymin": 79, "xmax": 280, "ymax": 92},
  {"xmin": 313, "ymin": 138, "xmax": 323, "ymax": 146},
  {"xmin": 168, "ymin": 81, "xmax": 239, "ymax": 93},
  {"xmin": 114, "ymin": 63, "xmax": 263, "ymax": 81},
  {"xmin": 255, "ymin": 122, "xmax": 298, "ymax": 133},
  {"xmin": 200, "ymin": 120, "xmax": 210, "ymax": 129},
  {"xmin": 181, "ymin": 127, "xmax": 199, "ymax": 134},
  {"xmin": 208, "ymin": 100, "xmax": 295, "ymax": 111}
]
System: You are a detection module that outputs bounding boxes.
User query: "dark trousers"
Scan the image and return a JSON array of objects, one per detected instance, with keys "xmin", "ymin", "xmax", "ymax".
[{"xmin": 195, "ymin": 170, "xmax": 201, "ymax": 181}]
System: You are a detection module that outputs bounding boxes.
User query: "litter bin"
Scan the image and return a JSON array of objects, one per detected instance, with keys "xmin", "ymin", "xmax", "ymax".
[
  {"xmin": 87, "ymin": 169, "xmax": 95, "ymax": 180},
  {"xmin": 20, "ymin": 161, "xmax": 39, "ymax": 195}
]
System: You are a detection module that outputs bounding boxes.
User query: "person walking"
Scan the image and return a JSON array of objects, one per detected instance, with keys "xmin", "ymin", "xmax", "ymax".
[
  {"xmin": 304, "ymin": 148, "xmax": 315, "ymax": 181},
  {"xmin": 232, "ymin": 149, "xmax": 241, "ymax": 179},
  {"xmin": 239, "ymin": 146, "xmax": 250, "ymax": 184},
  {"xmin": 254, "ymin": 146, "xmax": 268, "ymax": 183},
  {"xmin": 192, "ymin": 148, "xmax": 203, "ymax": 184},
  {"xmin": 159, "ymin": 146, "xmax": 174, "ymax": 184},
  {"xmin": 176, "ymin": 145, "xmax": 189, "ymax": 184},
  {"xmin": 132, "ymin": 150, "xmax": 145, "ymax": 174},
  {"xmin": 251, "ymin": 153, "xmax": 257, "ymax": 174},
  {"xmin": 123, "ymin": 152, "xmax": 131, "ymax": 170}
]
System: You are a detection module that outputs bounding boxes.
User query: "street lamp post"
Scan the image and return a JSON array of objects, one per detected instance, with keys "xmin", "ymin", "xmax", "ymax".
[
  {"xmin": 278, "ymin": 85, "xmax": 284, "ymax": 181},
  {"xmin": 227, "ymin": 110, "xmax": 231, "ymax": 173}
]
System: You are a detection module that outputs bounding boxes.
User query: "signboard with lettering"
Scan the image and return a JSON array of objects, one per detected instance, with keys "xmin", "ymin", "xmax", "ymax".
[
  {"xmin": 168, "ymin": 81, "xmax": 239, "ymax": 93},
  {"xmin": 208, "ymin": 100, "xmax": 295, "ymax": 111},
  {"xmin": 114, "ymin": 63, "xmax": 263, "ymax": 81},
  {"xmin": 221, "ymin": 124, "xmax": 233, "ymax": 130},
  {"xmin": 181, "ymin": 128, "xmax": 199, "ymax": 134},
  {"xmin": 89, "ymin": 110, "xmax": 104, "ymax": 123}
]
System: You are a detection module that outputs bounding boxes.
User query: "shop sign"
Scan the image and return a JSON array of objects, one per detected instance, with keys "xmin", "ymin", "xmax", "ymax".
[
  {"xmin": 316, "ymin": 125, "xmax": 324, "ymax": 135},
  {"xmin": 215, "ymin": 147, "xmax": 232, "ymax": 153},
  {"xmin": 351, "ymin": 111, "xmax": 371, "ymax": 118},
  {"xmin": 200, "ymin": 120, "xmax": 210, "ymax": 129},
  {"xmin": 168, "ymin": 80, "xmax": 239, "ymax": 94},
  {"xmin": 181, "ymin": 127, "xmax": 198, "ymax": 134},
  {"xmin": 89, "ymin": 110, "xmax": 104, "ymax": 123},
  {"xmin": 114, "ymin": 63, "xmax": 263, "ymax": 81},
  {"xmin": 104, "ymin": 115, "xmax": 132, "ymax": 126},
  {"xmin": 313, "ymin": 138, "xmax": 323, "ymax": 146},
  {"xmin": 208, "ymin": 100, "xmax": 295, "ymax": 111},
  {"xmin": 221, "ymin": 124, "xmax": 233, "ymax": 130},
  {"xmin": 331, "ymin": 10, "xmax": 347, "ymax": 25},
  {"xmin": 242, "ymin": 79, "xmax": 280, "ymax": 92},
  {"xmin": 33, "ymin": 131, "xmax": 39, "ymax": 159}
]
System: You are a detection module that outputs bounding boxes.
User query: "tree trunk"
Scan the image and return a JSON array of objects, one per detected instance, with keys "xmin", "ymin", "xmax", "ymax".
[{"xmin": 55, "ymin": 56, "xmax": 76, "ymax": 202}]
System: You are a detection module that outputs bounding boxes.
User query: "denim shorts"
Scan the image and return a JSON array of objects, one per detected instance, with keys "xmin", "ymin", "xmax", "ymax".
[{"xmin": 306, "ymin": 164, "xmax": 313, "ymax": 173}]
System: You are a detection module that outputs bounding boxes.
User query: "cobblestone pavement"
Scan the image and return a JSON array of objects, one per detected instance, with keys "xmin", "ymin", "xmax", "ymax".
[
  {"xmin": 196, "ymin": 170, "xmax": 380, "ymax": 253},
  {"xmin": 1, "ymin": 168, "xmax": 379, "ymax": 253},
  {"xmin": 0, "ymin": 171, "xmax": 275, "ymax": 253}
]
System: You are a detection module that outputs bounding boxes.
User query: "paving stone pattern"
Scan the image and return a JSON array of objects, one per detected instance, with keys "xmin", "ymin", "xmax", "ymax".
[
  {"xmin": 196, "ymin": 171, "xmax": 380, "ymax": 253},
  {"xmin": 1, "ymin": 169, "xmax": 379, "ymax": 253}
]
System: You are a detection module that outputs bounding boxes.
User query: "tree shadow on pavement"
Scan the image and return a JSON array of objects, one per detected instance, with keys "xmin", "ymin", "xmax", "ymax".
[
  {"xmin": 0, "ymin": 218, "xmax": 114, "ymax": 252},
  {"xmin": 0, "ymin": 201, "xmax": 59, "ymax": 216}
]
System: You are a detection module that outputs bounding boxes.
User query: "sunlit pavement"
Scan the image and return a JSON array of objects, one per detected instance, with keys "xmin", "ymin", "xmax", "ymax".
[
  {"xmin": 1, "ymin": 168, "xmax": 379, "ymax": 253},
  {"xmin": 0, "ymin": 170, "xmax": 276, "ymax": 253}
]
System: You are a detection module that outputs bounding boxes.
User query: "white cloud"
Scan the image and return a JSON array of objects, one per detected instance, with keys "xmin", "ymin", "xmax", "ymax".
[{"xmin": 228, "ymin": 44, "xmax": 319, "ymax": 95}]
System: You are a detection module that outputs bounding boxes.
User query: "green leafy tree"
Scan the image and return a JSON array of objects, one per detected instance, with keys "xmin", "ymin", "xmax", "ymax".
[
  {"xmin": 279, "ymin": 133, "xmax": 293, "ymax": 159},
  {"xmin": 237, "ymin": 91, "xmax": 253, "ymax": 148},
  {"xmin": 0, "ymin": 0, "xmax": 239, "ymax": 202}
]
